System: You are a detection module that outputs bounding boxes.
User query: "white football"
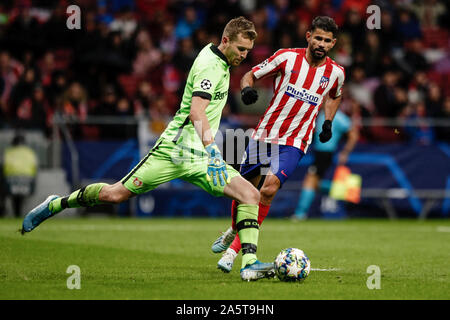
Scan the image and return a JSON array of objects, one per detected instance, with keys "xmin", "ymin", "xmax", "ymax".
[{"xmin": 274, "ymin": 248, "xmax": 311, "ymax": 282}]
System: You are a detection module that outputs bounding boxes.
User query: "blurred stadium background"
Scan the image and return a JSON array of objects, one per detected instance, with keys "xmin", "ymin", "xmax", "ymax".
[{"xmin": 0, "ymin": 0, "xmax": 449, "ymax": 220}]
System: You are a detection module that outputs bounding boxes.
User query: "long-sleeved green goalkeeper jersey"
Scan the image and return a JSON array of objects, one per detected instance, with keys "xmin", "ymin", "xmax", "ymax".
[{"xmin": 161, "ymin": 43, "xmax": 231, "ymax": 152}]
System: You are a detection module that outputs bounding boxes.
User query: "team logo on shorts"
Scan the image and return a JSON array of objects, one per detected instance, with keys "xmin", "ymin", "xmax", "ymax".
[
  {"xmin": 200, "ymin": 79, "xmax": 212, "ymax": 90},
  {"xmin": 133, "ymin": 177, "xmax": 143, "ymax": 187}
]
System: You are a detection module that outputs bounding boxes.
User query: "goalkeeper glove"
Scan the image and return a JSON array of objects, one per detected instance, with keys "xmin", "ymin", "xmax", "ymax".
[
  {"xmin": 319, "ymin": 120, "xmax": 332, "ymax": 143},
  {"xmin": 241, "ymin": 86, "xmax": 258, "ymax": 105},
  {"xmin": 205, "ymin": 142, "xmax": 230, "ymax": 186}
]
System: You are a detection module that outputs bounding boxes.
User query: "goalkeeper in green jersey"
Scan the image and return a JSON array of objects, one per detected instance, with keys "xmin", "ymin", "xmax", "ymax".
[{"xmin": 21, "ymin": 17, "xmax": 274, "ymax": 281}]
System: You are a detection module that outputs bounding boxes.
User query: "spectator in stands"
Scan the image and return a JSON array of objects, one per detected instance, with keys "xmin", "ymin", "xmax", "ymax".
[
  {"xmin": 333, "ymin": 33, "xmax": 352, "ymax": 68},
  {"xmin": 45, "ymin": 70, "xmax": 67, "ymax": 109},
  {"xmin": 294, "ymin": 0, "xmax": 318, "ymax": 25},
  {"xmin": 116, "ymin": 97, "xmax": 133, "ymax": 116},
  {"xmin": 22, "ymin": 50, "xmax": 35, "ymax": 70},
  {"xmin": 160, "ymin": 55, "xmax": 182, "ymax": 113},
  {"xmin": 272, "ymin": 10, "xmax": 298, "ymax": 49},
  {"xmin": 374, "ymin": 70, "xmax": 407, "ymax": 118},
  {"xmin": 404, "ymin": 101, "xmax": 435, "ymax": 145},
  {"xmin": 264, "ymin": 0, "xmax": 290, "ymax": 31},
  {"xmin": 115, "ymin": 96, "xmax": 136, "ymax": 139},
  {"xmin": 133, "ymin": 80, "xmax": 156, "ymax": 117},
  {"xmin": 193, "ymin": 28, "xmax": 210, "ymax": 52},
  {"xmin": 173, "ymin": 37, "xmax": 197, "ymax": 75},
  {"xmin": 40, "ymin": 1, "xmax": 77, "ymax": 49},
  {"xmin": 378, "ymin": 10, "xmax": 399, "ymax": 51},
  {"xmin": 347, "ymin": 66, "xmax": 373, "ymax": 115},
  {"xmin": 37, "ymin": 51, "xmax": 56, "ymax": 87},
  {"xmin": 60, "ymin": 81, "xmax": 88, "ymax": 121},
  {"xmin": 0, "ymin": 51, "xmax": 22, "ymax": 113},
  {"xmin": 93, "ymin": 85, "xmax": 118, "ymax": 116},
  {"xmin": 174, "ymin": 6, "xmax": 202, "ymax": 40},
  {"xmin": 412, "ymin": 0, "xmax": 447, "ymax": 28},
  {"xmin": 362, "ymin": 31, "xmax": 382, "ymax": 78},
  {"xmin": 160, "ymin": 20, "xmax": 177, "ymax": 56},
  {"xmin": 9, "ymin": 67, "xmax": 38, "ymax": 119},
  {"xmin": 395, "ymin": 7, "xmax": 422, "ymax": 42},
  {"xmin": 141, "ymin": 95, "xmax": 172, "ymax": 136},
  {"xmin": 294, "ymin": 20, "xmax": 309, "ymax": 48},
  {"xmin": 103, "ymin": 31, "xmax": 132, "ymax": 75},
  {"xmin": 74, "ymin": 10, "xmax": 106, "ymax": 61},
  {"xmin": 341, "ymin": 8, "xmax": 366, "ymax": 51},
  {"xmin": 4, "ymin": 0, "xmax": 42, "ymax": 57},
  {"xmin": 402, "ymin": 38, "xmax": 429, "ymax": 74},
  {"xmin": 425, "ymin": 83, "xmax": 444, "ymax": 117},
  {"xmin": 15, "ymin": 83, "xmax": 48, "ymax": 133},
  {"xmin": 0, "ymin": 0, "xmax": 447, "ymax": 147},
  {"xmin": 132, "ymin": 30, "xmax": 162, "ymax": 76},
  {"xmin": 407, "ymin": 71, "xmax": 428, "ymax": 105},
  {"xmin": 96, "ymin": 1, "xmax": 114, "ymax": 26},
  {"xmin": 377, "ymin": 53, "xmax": 401, "ymax": 77},
  {"xmin": 109, "ymin": 5, "xmax": 138, "ymax": 40}
]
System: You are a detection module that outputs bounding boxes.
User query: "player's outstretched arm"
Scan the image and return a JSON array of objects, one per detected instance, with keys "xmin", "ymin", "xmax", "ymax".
[
  {"xmin": 189, "ymin": 96, "xmax": 229, "ymax": 186},
  {"xmin": 189, "ymin": 96, "xmax": 214, "ymax": 146},
  {"xmin": 240, "ymin": 71, "xmax": 259, "ymax": 105}
]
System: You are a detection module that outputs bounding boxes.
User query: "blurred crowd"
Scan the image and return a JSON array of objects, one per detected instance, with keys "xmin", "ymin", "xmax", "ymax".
[{"xmin": 0, "ymin": 0, "xmax": 449, "ymax": 143}]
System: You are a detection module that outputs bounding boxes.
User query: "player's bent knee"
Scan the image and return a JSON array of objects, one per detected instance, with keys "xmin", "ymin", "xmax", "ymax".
[
  {"xmin": 239, "ymin": 186, "xmax": 260, "ymax": 205},
  {"xmin": 260, "ymin": 183, "xmax": 279, "ymax": 201}
]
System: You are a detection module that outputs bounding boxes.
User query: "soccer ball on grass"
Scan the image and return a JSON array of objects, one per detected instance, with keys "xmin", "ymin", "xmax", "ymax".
[{"xmin": 274, "ymin": 248, "xmax": 311, "ymax": 282}]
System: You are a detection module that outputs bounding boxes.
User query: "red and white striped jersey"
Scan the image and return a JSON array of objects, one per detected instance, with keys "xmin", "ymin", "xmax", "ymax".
[{"xmin": 251, "ymin": 48, "xmax": 345, "ymax": 152}]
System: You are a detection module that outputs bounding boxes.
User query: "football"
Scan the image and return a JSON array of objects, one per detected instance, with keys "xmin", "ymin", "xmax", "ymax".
[{"xmin": 274, "ymin": 248, "xmax": 311, "ymax": 282}]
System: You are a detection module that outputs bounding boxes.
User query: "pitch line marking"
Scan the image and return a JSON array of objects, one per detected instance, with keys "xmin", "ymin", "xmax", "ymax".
[
  {"xmin": 436, "ymin": 226, "xmax": 450, "ymax": 233},
  {"xmin": 311, "ymin": 268, "xmax": 340, "ymax": 271}
]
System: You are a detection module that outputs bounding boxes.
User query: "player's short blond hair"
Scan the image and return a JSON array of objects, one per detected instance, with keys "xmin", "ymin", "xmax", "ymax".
[{"xmin": 222, "ymin": 16, "xmax": 257, "ymax": 42}]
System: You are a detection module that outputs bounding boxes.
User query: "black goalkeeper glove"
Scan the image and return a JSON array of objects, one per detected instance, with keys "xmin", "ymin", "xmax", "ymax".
[
  {"xmin": 241, "ymin": 86, "xmax": 258, "ymax": 105},
  {"xmin": 319, "ymin": 120, "xmax": 332, "ymax": 143}
]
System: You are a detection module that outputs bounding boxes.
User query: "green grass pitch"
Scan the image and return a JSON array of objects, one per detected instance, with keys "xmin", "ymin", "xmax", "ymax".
[{"xmin": 0, "ymin": 217, "xmax": 449, "ymax": 300}]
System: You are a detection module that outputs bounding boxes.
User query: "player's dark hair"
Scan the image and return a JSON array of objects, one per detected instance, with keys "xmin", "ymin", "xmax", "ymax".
[
  {"xmin": 223, "ymin": 16, "xmax": 257, "ymax": 41},
  {"xmin": 310, "ymin": 16, "xmax": 338, "ymax": 38}
]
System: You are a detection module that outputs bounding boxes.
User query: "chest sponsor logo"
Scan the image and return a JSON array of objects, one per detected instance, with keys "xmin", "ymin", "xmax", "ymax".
[{"xmin": 285, "ymin": 85, "xmax": 320, "ymax": 106}]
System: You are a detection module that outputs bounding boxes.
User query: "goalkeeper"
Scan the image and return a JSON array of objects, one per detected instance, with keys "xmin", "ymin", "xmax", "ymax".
[{"xmin": 21, "ymin": 17, "xmax": 274, "ymax": 281}]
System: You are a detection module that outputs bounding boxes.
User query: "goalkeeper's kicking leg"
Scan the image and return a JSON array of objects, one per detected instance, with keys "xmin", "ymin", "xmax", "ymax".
[
  {"xmin": 216, "ymin": 173, "xmax": 279, "ymax": 273},
  {"xmin": 21, "ymin": 181, "xmax": 133, "ymax": 234}
]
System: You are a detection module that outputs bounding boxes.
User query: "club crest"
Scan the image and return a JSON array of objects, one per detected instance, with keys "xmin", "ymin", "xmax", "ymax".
[{"xmin": 319, "ymin": 76, "xmax": 329, "ymax": 89}]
